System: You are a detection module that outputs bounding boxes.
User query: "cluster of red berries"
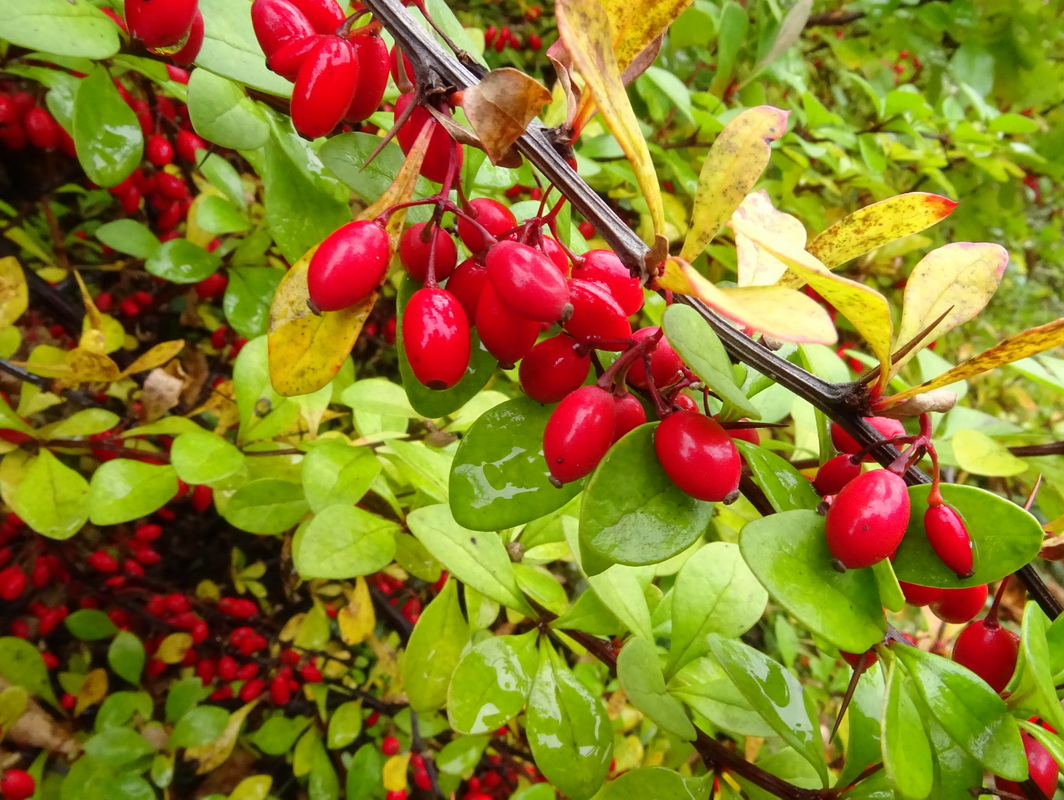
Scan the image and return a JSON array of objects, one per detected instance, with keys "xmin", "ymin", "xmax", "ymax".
[
  {"xmin": 0, "ymin": 85, "xmax": 74, "ymax": 155},
  {"xmin": 251, "ymin": 0, "xmax": 390, "ymax": 138},
  {"xmin": 484, "ymin": 25, "xmax": 542, "ymax": 53},
  {"xmin": 119, "ymin": 0, "xmax": 203, "ymax": 65}
]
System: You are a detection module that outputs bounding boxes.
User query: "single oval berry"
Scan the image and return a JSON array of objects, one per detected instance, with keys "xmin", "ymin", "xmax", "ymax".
[
  {"xmin": 399, "ymin": 223, "xmax": 458, "ymax": 284},
  {"xmin": 291, "ymin": 36, "xmax": 359, "ymax": 139},
  {"xmin": 146, "ymin": 134, "xmax": 174, "ymax": 167},
  {"xmin": 445, "ymin": 258, "xmax": 488, "ymax": 322},
  {"xmin": 170, "ymin": 9, "xmax": 203, "ymax": 65},
  {"xmin": 924, "ymin": 503, "xmax": 975, "ymax": 579},
  {"xmin": 728, "ymin": 424, "xmax": 761, "ymax": 446},
  {"xmin": 390, "ymin": 44, "xmax": 415, "ymax": 87},
  {"xmin": 572, "ymin": 249, "xmax": 643, "ymax": 316},
  {"xmin": 930, "ymin": 584, "xmax": 988, "ymax": 624},
  {"xmin": 612, "ymin": 393, "xmax": 646, "ymax": 443},
  {"xmin": 825, "ymin": 469, "xmax": 910, "ymax": 569},
  {"xmin": 23, "ymin": 107, "xmax": 58, "ymax": 150},
  {"xmin": 0, "ymin": 566, "xmax": 28, "ymax": 601},
  {"xmin": 830, "ymin": 416, "xmax": 906, "ymax": 461},
  {"xmin": 344, "ymin": 34, "xmax": 390, "ymax": 123},
  {"xmin": 543, "ymin": 385, "xmax": 617, "ymax": 484},
  {"xmin": 125, "ymin": 0, "xmax": 199, "ymax": 49},
  {"xmin": 625, "ymin": 327, "xmax": 683, "ymax": 389},
  {"xmin": 287, "ymin": 0, "xmax": 345, "ymax": 33},
  {"xmin": 394, "ymin": 93, "xmax": 463, "ymax": 184},
  {"xmin": 899, "ymin": 581, "xmax": 943, "ymax": 607},
  {"xmin": 475, "ymin": 283, "xmax": 540, "ymax": 367},
  {"xmin": 812, "ymin": 454, "xmax": 863, "ymax": 497},
  {"xmin": 519, "ymin": 335, "xmax": 590, "ymax": 404},
  {"xmin": 0, "ymin": 769, "xmax": 36, "ymax": 800},
  {"xmin": 952, "ymin": 619, "xmax": 1019, "ymax": 693},
  {"xmin": 268, "ymin": 34, "xmax": 323, "ymax": 82},
  {"xmin": 403, "ymin": 288, "xmax": 471, "ymax": 390},
  {"xmin": 539, "ymin": 236, "xmax": 570, "ymax": 276},
  {"xmin": 176, "ymin": 130, "xmax": 206, "ymax": 163},
  {"xmin": 457, "ymin": 198, "xmax": 517, "ymax": 254},
  {"xmin": 308, "ymin": 220, "xmax": 391, "ymax": 312},
  {"xmin": 996, "ymin": 733, "xmax": 1060, "ymax": 799},
  {"xmin": 486, "ymin": 241, "xmax": 571, "ymax": 323},
  {"xmin": 654, "ymin": 411, "xmax": 741, "ymax": 502},
  {"xmin": 564, "ymin": 279, "xmax": 632, "ymax": 348}
]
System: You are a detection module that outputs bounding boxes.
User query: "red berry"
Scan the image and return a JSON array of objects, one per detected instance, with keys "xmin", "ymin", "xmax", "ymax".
[
  {"xmin": 924, "ymin": 503, "xmax": 975, "ymax": 579},
  {"xmin": 812, "ymin": 454, "xmax": 862, "ymax": 497},
  {"xmin": 291, "ymin": 35, "xmax": 359, "ymax": 139},
  {"xmin": 194, "ymin": 272, "xmax": 228, "ymax": 300},
  {"xmin": 840, "ymin": 649, "xmax": 878, "ymax": 670},
  {"xmin": 87, "ymin": 550, "xmax": 120, "ymax": 573},
  {"xmin": 218, "ymin": 597, "xmax": 258, "ymax": 619},
  {"xmin": 899, "ymin": 581, "xmax": 943, "ymax": 607},
  {"xmin": 300, "ymin": 663, "xmax": 323, "ymax": 683},
  {"xmin": 170, "ymin": 10, "xmax": 204, "ymax": 65},
  {"xmin": 146, "ymin": 135, "xmax": 174, "ymax": 167},
  {"xmin": 155, "ymin": 172, "xmax": 188, "ymax": 200},
  {"xmin": 175, "ymin": 130, "xmax": 206, "ymax": 163},
  {"xmin": 444, "ymin": 258, "xmax": 488, "ymax": 321},
  {"xmin": 270, "ymin": 675, "xmax": 292, "ymax": 705},
  {"xmin": 288, "ymin": 0, "xmax": 345, "ymax": 34},
  {"xmin": 654, "ymin": 411, "xmax": 741, "ymax": 502},
  {"xmin": 403, "ymin": 288, "xmax": 471, "ymax": 390},
  {"xmin": 930, "ymin": 584, "xmax": 988, "ymax": 624},
  {"xmin": 308, "ymin": 220, "xmax": 391, "ymax": 312},
  {"xmin": 23, "ymin": 107, "xmax": 59, "ymax": 150},
  {"xmin": 825, "ymin": 470, "xmax": 910, "ymax": 569},
  {"xmin": 239, "ymin": 678, "xmax": 267, "ymax": 702},
  {"xmin": 728, "ymin": 425, "xmax": 760, "ymax": 446},
  {"xmin": 612, "ymin": 393, "xmax": 646, "ymax": 443},
  {"xmin": 543, "ymin": 385, "xmax": 617, "ymax": 484},
  {"xmin": 218, "ymin": 656, "xmax": 238, "ymax": 682},
  {"xmin": 124, "ymin": 0, "xmax": 199, "ymax": 48},
  {"xmin": 538, "ymin": 236, "xmax": 570, "ymax": 276},
  {"xmin": 572, "ymin": 249, "xmax": 643, "ymax": 316},
  {"xmin": 251, "ymin": 0, "xmax": 315, "ymax": 58},
  {"xmin": 456, "ymin": 198, "xmax": 517, "ymax": 255},
  {"xmin": 518, "ymin": 335, "xmax": 590, "ymax": 403},
  {"xmin": 996, "ymin": 733, "xmax": 1060, "ymax": 798},
  {"xmin": 830, "ymin": 417, "xmax": 906, "ymax": 461},
  {"xmin": 563, "ymin": 279, "xmax": 632, "ymax": 347},
  {"xmin": 625, "ymin": 327, "xmax": 683, "ymax": 389},
  {"xmin": 344, "ymin": 34, "xmax": 390, "ymax": 123},
  {"xmin": 529, "ymin": 33, "xmax": 542, "ymax": 50},
  {"xmin": 0, "ymin": 566, "xmax": 27, "ymax": 601},
  {"xmin": 268, "ymin": 33, "xmax": 324, "ymax": 82},
  {"xmin": 236, "ymin": 662, "xmax": 260, "ymax": 681},
  {"xmin": 191, "ymin": 484, "xmax": 213, "ymax": 512},
  {"xmin": 485, "ymin": 241, "xmax": 571, "ymax": 323},
  {"xmin": 389, "ymin": 44, "xmax": 415, "ymax": 86},
  {"xmin": 381, "ymin": 735, "xmax": 401, "ymax": 756},
  {"xmin": 952, "ymin": 619, "xmax": 1019, "ymax": 693},
  {"xmin": 399, "ymin": 223, "xmax": 458, "ymax": 283},
  {"xmin": 394, "ymin": 93, "xmax": 463, "ymax": 184},
  {"xmin": 475, "ymin": 283, "xmax": 540, "ymax": 367},
  {"xmin": 0, "ymin": 769, "xmax": 36, "ymax": 800},
  {"xmin": 385, "ymin": 791, "xmax": 407, "ymax": 800}
]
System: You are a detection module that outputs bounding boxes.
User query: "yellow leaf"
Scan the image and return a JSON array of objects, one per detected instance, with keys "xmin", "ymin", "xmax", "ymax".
[
  {"xmin": 75, "ymin": 668, "xmax": 108, "ymax": 715},
  {"xmin": 879, "ymin": 318, "xmax": 1064, "ymax": 406},
  {"xmin": 732, "ymin": 191, "xmax": 806, "ymax": 287},
  {"xmin": 119, "ymin": 340, "xmax": 186, "ymax": 378},
  {"xmin": 891, "ymin": 242, "xmax": 1008, "ymax": 375},
  {"xmin": 382, "ymin": 754, "xmax": 411, "ymax": 792},
  {"xmin": 66, "ymin": 348, "xmax": 121, "ymax": 384},
  {"xmin": 800, "ymin": 192, "xmax": 958, "ymax": 275},
  {"xmin": 463, "ymin": 68, "xmax": 552, "ymax": 165},
  {"xmin": 665, "ymin": 258, "xmax": 836, "ymax": 345},
  {"xmin": 71, "ymin": 270, "xmax": 104, "ymax": 334},
  {"xmin": 229, "ymin": 775, "xmax": 273, "ymax": 800},
  {"xmin": 81, "ymin": 313, "xmax": 125, "ymax": 354},
  {"xmin": 185, "ymin": 701, "xmax": 257, "ymax": 774},
  {"xmin": 338, "ymin": 576, "xmax": 376, "ymax": 646},
  {"xmin": 557, "ymin": 0, "xmax": 665, "ymax": 237},
  {"xmin": 0, "ymin": 256, "xmax": 28, "ymax": 329},
  {"xmin": 156, "ymin": 633, "xmax": 194, "ymax": 664},
  {"xmin": 732, "ymin": 216, "xmax": 892, "ymax": 391},
  {"xmin": 680, "ymin": 106, "xmax": 789, "ymax": 264}
]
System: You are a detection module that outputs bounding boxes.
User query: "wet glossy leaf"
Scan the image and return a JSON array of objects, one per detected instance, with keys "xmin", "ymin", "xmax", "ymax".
[
  {"xmin": 0, "ymin": 0, "xmax": 119, "ymax": 58},
  {"xmin": 681, "ymin": 107, "xmax": 789, "ymax": 263},
  {"xmin": 1004, "ymin": 602, "xmax": 1064, "ymax": 734},
  {"xmin": 449, "ymin": 396, "xmax": 582, "ymax": 531},
  {"xmin": 224, "ymin": 267, "xmax": 284, "ymax": 340},
  {"xmin": 709, "ymin": 635, "xmax": 827, "ymax": 784},
  {"xmin": 527, "ymin": 641, "xmax": 612, "ymax": 800},
  {"xmin": 88, "ymin": 460, "xmax": 178, "ymax": 525},
  {"xmin": 218, "ymin": 478, "xmax": 308, "ymax": 535},
  {"xmin": 300, "ymin": 440, "xmax": 381, "ymax": 513},
  {"xmin": 170, "ymin": 430, "xmax": 244, "ymax": 486},
  {"xmin": 617, "ymin": 637, "xmax": 695, "ymax": 739},
  {"xmin": 667, "ymin": 542, "xmax": 767, "ymax": 676},
  {"xmin": 893, "ymin": 644, "xmax": 1025, "ymax": 779},
  {"xmin": 65, "ymin": 609, "xmax": 118, "ymax": 641},
  {"xmin": 145, "ymin": 239, "xmax": 222, "ymax": 284},
  {"xmin": 187, "ymin": 68, "xmax": 269, "ymax": 151},
  {"xmin": 73, "ymin": 66, "xmax": 142, "ymax": 188},
  {"xmin": 891, "ymin": 484, "xmax": 1042, "ymax": 588},
  {"xmin": 463, "ymin": 68, "xmax": 551, "ymax": 164},
  {"xmin": 882, "ymin": 659, "xmax": 933, "ymax": 800},
  {"xmin": 401, "ymin": 579, "xmax": 469, "ymax": 713},
  {"xmin": 448, "ymin": 630, "xmax": 537, "ymax": 734},
  {"xmin": 671, "ymin": 666, "xmax": 776, "ymax": 737},
  {"xmin": 601, "ymin": 767, "xmax": 711, "ymax": 800},
  {"xmin": 950, "ymin": 429, "xmax": 1028, "ymax": 477},
  {"xmin": 0, "ymin": 636, "xmax": 59, "ymax": 707},
  {"xmin": 740, "ymin": 510, "xmax": 886, "ymax": 653},
  {"xmin": 12, "ymin": 449, "xmax": 89, "ymax": 540},
  {"xmin": 108, "ymin": 631, "xmax": 145, "ymax": 686},
  {"xmin": 835, "ymin": 667, "xmax": 885, "ymax": 788},
  {"xmin": 292, "ymin": 505, "xmax": 398, "ymax": 579},
  {"xmin": 196, "ymin": 0, "xmax": 291, "ymax": 95},
  {"xmin": 734, "ymin": 441, "xmax": 820, "ymax": 512}
]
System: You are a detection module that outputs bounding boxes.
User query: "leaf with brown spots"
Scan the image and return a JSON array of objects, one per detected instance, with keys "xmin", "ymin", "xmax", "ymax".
[
  {"xmin": 463, "ymin": 68, "xmax": 551, "ymax": 165},
  {"xmin": 680, "ymin": 107, "xmax": 789, "ymax": 264},
  {"xmin": 0, "ymin": 257, "xmax": 28, "ymax": 329}
]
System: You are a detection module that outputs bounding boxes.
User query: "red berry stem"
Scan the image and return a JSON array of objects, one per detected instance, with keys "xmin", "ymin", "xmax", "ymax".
[{"xmin": 986, "ymin": 576, "xmax": 1009, "ymax": 627}]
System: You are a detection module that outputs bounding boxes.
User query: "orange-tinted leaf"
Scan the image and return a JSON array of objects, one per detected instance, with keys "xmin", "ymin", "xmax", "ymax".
[
  {"xmin": 880, "ymin": 318, "xmax": 1064, "ymax": 406},
  {"xmin": 557, "ymin": 0, "xmax": 664, "ymax": 236},
  {"xmin": 665, "ymin": 258, "xmax": 836, "ymax": 344},
  {"xmin": 0, "ymin": 257, "xmax": 28, "ymax": 329},
  {"xmin": 463, "ymin": 68, "xmax": 551, "ymax": 165},
  {"xmin": 892, "ymin": 242, "xmax": 1008, "ymax": 375},
  {"xmin": 732, "ymin": 191, "xmax": 806, "ymax": 287},
  {"xmin": 680, "ymin": 107, "xmax": 789, "ymax": 264},
  {"xmin": 119, "ymin": 340, "xmax": 186, "ymax": 378}
]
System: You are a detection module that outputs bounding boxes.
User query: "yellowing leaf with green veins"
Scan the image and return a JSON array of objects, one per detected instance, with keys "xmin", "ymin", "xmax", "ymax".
[
  {"xmin": 557, "ymin": 0, "xmax": 664, "ymax": 238},
  {"xmin": 881, "ymin": 318, "xmax": 1064, "ymax": 406},
  {"xmin": 664, "ymin": 259, "xmax": 836, "ymax": 344},
  {"xmin": 680, "ymin": 106, "xmax": 789, "ymax": 264},
  {"xmin": 795, "ymin": 192, "xmax": 958, "ymax": 281},
  {"xmin": 891, "ymin": 242, "xmax": 1008, "ymax": 375},
  {"xmin": 0, "ymin": 257, "xmax": 28, "ymax": 329},
  {"xmin": 733, "ymin": 217, "xmax": 893, "ymax": 391},
  {"xmin": 732, "ymin": 191, "xmax": 806, "ymax": 287},
  {"xmin": 951, "ymin": 429, "xmax": 1028, "ymax": 477}
]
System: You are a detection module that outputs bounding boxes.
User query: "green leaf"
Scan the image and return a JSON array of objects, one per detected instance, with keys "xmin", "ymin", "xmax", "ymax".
[
  {"xmin": 345, "ymin": 744, "xmax": 385, "ymax": 800},
  {"xmin": 601, "ymin": 767, "xmax": 711, "ymax": 800},
  {"xmin": 666, "ymin": 542, "xmax": 767, "ymax": 676},
  {"xmin": 0, "ymin": 0, "xmax": 119, "ymax": 59},
  {"xmin": 585, "ymin": 566, "xmax": 654, "ymax": 642},
  {"xmin": 83, "ymin": 727, "xmax": 155, "ymax": 766},
  {"xmin": 396, "ymin": 276, "xmax": 496, "ymax": 417},
  {"xmin": 39, "ymin": 409, "xmax": 121, "ymax": 440},
  {"xmin": 88, "ymin": 460, "xmax": 178, "ymax": 525},
  {"xmin": 617, "ymin": 637, "xmax": 695, "ymax": 739},
  {"xmin": 326, "ymin": 701, "xmax": 362, "ymax": 749},
  {"xmin": 835, "ymin": 667, "xmax": 885, "ymax": 788},
  {"xmin": 170, "ymin": 706, "xmax": 230, "ymax": 749},
  {"xmin": 95, "ymin": 220, "xmax": 160, "ymax": 259},
  {"xmin": 436, "ymin": 734, "xmax": 490, "ymax": 778},
  {"xmin": 0, "ymin": 637, "xmax": 59, "ymax": 707},
  {"xmin": 740, "ymin": 510, "xmax": 886, "ymax": 653},
  {"xmin": 164, "ymin": 677, "xmax": 212, "ymax": 723},
  {"xmin": 195, "ymin": 0, "xmax": 292, "ymax": 95},
  {"xmin": 951, "ymin": 429, "xmax": 1028, "ymax": 477},
  {"xmin": 195, "ymin": 196, "xmax": 250, "ymax": 235},
  {"xmin": 1004, "ymin": 602, "xmax": 1064, "ymax": 734},
  {"xmin": 65, "ymin": 609, "xmax": 118, "ymax": 641},
  {"xmin": 300, "ymin": 440, "xmax": 381, "ymax": 513},
  {"xmin": 107, "ymin": 631, "xmax": 146, "ymax": 685},
  {"xmin": 401, "ymin": 579, "xmax": 470, "ymax": 713},
  {"xmin": 292, "ymin": 505, "xmax": 398, "ymax": 579},
  {"xmin": 145, "ymin": 239, "xmax": 222, "ymax": 284},
  {"xmin": 882, "ymin": 659, "xmax": 933, "ymax": 800},
  {"xmin": 448, "ymin": 630, "xmax": 537, "ymax": 734},
  {"xmin": 893, "ymin": 644, "xmax": 1025, "ymax": 779},
  {"xmin": 218, "ymin": 478, "xmax": 308, "ymax": 535},
  {"xmin": 319, "ymin": 133, "xmax": 432, "ymax": 211},
  {"xmin": 12, "ymin": 450, "xmax": 89, "ymax": 540},
  {"xmin": 224, "ymin": 267, "xmax": 284, "ymax": 339},
  {"xmin": 170, "ymin": 430, "xmax": 245, "ymax": 486},
  {"xmin": 187, "ymin": 69, "xmax": 270, "ymax": 151},
  {"xmin": 671, "ymin": 665, "xmax": 776, "ymax": 737},
  {"xmin": 1017, "ymin": 721, "xmax": 1064, "ymax": 777},
  {"xmin": 579, "ymin": 423, "xmax": 713, "ymax": 573},
  {"xmin": 892, "ymin": 484, "xmax": 1044, "ymax": 588},
  {"xmin": 526, "ymin": 641, "xmax": 612, "ymax": 800},
  {"xmin": 96, "ymin": 691, "xmax": 153, "ymax": 730},
  {"xmin": 407, "ymin": 504, "xmax": 534, "ymax": 616},
  {"xmin": 249, "ymin": 715, "xmax": 311, "ymax": 756},
  {"xmin": 73, "ymin": 66, "xmax": 142, "ymax": 188},
  {"xmin": 449, "ymin": 396, "xmax": 582, "ymax": 531},
  {"xmin": 708, "ymin": 635, "xmax": 827, "ymax": 785},
  {"xmin": 663, "ymin": 304, "xmax": 759, "ymax": 418},
  {"xmin": 733, "ymin": 441, "xmax": 820, "ymax": 512}
]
